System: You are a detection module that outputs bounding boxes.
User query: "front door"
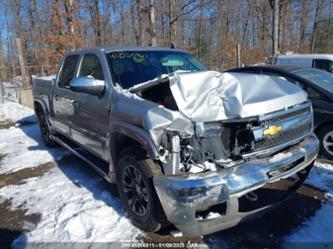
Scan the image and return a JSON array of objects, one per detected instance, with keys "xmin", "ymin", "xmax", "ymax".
[{"xmin": 69, "ymin": 53, "xmax": 110, "ymax": 160}]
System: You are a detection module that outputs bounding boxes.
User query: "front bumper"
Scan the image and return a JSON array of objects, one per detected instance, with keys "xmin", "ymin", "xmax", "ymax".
[{"xmin": 153, "ymin": 133, "xmax": 319, "ymax": 237}]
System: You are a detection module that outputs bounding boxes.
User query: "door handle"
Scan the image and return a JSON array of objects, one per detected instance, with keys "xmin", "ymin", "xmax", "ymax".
[{"xmin": 70, "ymin": 99, "xmax": 80, "ymax": 107}]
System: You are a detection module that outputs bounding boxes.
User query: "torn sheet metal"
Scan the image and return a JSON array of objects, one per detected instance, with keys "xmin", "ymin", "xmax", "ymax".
[
  {"xmin": 144, "ymin": 107, "xmax": 194, "ymax": 144},
  {"xmin": 168, "ymin": 71, "xmax": 308, "ymax": 122},
  {"xmin": 114, "ymin": 71, "xmax": 307, "ymax": 147},
  {"xmin": 113, "ymin": 84, "xmax": 194, "ymax": 146}
]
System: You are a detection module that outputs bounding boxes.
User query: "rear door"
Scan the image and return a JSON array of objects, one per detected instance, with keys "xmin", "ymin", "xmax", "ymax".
[
  {"xmin": 69, "ymin": 53, "xmax": 110, "ymax": 159},
  {"xmin": 52, "ymin": 54, "xmax": 80, "ymax": 135}
]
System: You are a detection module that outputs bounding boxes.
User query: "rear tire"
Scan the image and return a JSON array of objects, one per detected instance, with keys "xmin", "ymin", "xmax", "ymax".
[
  {"xmin": 36, "ymin": 108, "xmax": 57, "ymax": 147},
  {"xmin": 318, "ymin": 124, "xmax": 333, "ymax": 160},
  {"xmin": 116, "ymin": 147, "xmax": 168, "ymax": 232}
]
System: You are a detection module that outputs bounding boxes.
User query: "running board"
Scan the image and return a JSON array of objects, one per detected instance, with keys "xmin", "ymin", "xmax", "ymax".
[{"xmin": 51, "ymin": 133, "xmax": 112, "ymax": 183}]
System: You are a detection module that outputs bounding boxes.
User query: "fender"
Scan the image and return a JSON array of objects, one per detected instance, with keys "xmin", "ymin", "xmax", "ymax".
[
  {"xmin": 108, "ymin": 120, "xmax": 159, "ymax": 166},
  {"xmin": 107, "ymin": 121, "xmax": 159, "ymax": 183}
]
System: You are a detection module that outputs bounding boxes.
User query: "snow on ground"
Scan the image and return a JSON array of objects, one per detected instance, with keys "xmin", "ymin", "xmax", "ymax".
[
  {"xmin": 284, "ymin": 201, "xmax": 333, "ymax": 244},
  {"xmin": 0, "ymin": 101, "xmax": 36, "ymax": 127},
  {"xmin": 283, "ymin": 161, "xmax": 333, "ymax": 246},
  {"xmin": 0, "ymin": 122, "xmax": 141, "ymax": 245},
  {"xmin": 306, "ymin": 161, "xmax": 333, "ymax": 194},
  {"xmin": 1, "ymin": 101, "xmax": 333, "ymax": 247},
  {"xmin": 0, "ymin": 123, "xmax": 64, "ymax": 174}
]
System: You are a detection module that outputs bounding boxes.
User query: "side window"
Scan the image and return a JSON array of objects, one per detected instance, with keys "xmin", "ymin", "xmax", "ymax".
[
  {"xmin": 305, "ymin": 86, "xmax": 321, "ymax": 99},
  {"xmin": 79, "ymin": 54, "xmax": 105, "ymax": 80},
  {"xmin": 313, "ymin": 59, "xmax": 333, "ymax": 73},
  {"xmin": 58, "ymin": 55, "xmax": 79, "ymax": 88}
]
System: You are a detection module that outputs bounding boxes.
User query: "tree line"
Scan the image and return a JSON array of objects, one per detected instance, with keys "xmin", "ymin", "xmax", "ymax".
[{"xmin": 0, "ymin": 0, "xmax": 333, "ymax": 78}]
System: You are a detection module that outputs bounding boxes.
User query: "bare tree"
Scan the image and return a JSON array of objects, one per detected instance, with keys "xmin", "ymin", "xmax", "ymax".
[
  {"xmin": 311, "ymin": 0, "xmax": 324, "ymax": 52},
  {"xmin": 1, "ymin": 0, "xmax": 333, "ymax": 80},
  {"xmin": 136, "ymin": 0, "xmax": 146, "ymax": 45},
  {"xmin": 149, "ymin": 0, "xmax": 157, "ymax": 46},
  {"xmin": 88, "ymin": 0, "xmax": 103, "ymax": 46},
  {"xmin": 273, "ymin": 0, "xmax": 279, "ymax": 56},
  {"xmin": 131, "ymin": 0, "xmax": 140, "ymax": 45},
  {"xmin": 298, "ymin": 0, "xmax": 311, "ymax": 52}
]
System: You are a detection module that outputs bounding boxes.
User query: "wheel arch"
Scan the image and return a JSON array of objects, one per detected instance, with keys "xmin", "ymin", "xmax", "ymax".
[
  {"xmin": 34, "ymin": 99, "xmax": 49, "ymax": 117},
  {"xmin": 314, "ymin": 121, "xmax": 333, "ymax": 135},
  {"xmin": 109, "ymin": 124, "xmax": 159, "ymax": 170}
]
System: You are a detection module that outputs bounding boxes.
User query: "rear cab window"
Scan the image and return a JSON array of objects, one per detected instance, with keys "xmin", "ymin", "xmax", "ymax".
[{"xmin": 58, "ymin": 54, "xmax": 80, "ymax": 88}]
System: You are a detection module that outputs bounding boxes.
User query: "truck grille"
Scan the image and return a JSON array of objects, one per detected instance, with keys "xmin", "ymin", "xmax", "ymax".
[
  {"xmin": 221, "ymin": 101, "xmax": 313, "ymax": 159},
  {"xmin": 246, "ymin": 101, "xmax": 313, "ymax": 156},
  {"xmin": 253, "ymin": 122, "xmax": 311, "ymax": 151},
  {"xmin": 260, "ymin": 105, "xmax": 311, "ymax": 123}
]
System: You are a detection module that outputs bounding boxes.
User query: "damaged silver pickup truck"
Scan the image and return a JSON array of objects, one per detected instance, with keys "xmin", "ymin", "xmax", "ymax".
[{"xmin": 32, "ymin": 47, "xmax": 319, "ymax": 236}]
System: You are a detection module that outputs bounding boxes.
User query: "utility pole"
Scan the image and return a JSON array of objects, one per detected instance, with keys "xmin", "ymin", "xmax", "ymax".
[
  {"xmin": 273, "ymin": 0, "xmax": 279, "ymax": 57},
  {"xmin": 15, "ymin": 38, "xmax": 30, "ymax": 90},
  {"xmin": 16, "ymin": 38, "xmax": 33, "ymax": 108},
  {"xmin": 0, "ymin": 83, "xmax": 4, "ymax": 104}
]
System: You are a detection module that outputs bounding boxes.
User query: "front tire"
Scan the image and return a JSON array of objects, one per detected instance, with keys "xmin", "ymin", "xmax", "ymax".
[
  {"xmin": 318, "ymin": 124, "xmax": 333, "ymax": 160},
  {"xmin": 116, "ymin": 147, "xmax": 168, "ymax": 232}
]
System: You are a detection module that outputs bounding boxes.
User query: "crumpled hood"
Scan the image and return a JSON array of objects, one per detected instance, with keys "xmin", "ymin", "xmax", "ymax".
[
  {"xmin": 115, "ymin": 70, "xmax": 308, "ymax": 147},
  {"xmin": 168, "ymin": 71, "xmax": 308, "ymax": 121}
]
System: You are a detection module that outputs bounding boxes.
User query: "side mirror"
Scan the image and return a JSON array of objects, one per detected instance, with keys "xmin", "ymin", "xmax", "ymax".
[{"xmin": 69, "ymin": 76, "xmax": 105, "ymax": 96}]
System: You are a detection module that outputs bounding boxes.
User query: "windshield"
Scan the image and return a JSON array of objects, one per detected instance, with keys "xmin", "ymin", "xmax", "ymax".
[
  {"xmin": 293, "ymin": 69, "xmax": 333, "ymax": 93},
  {"xmin": 108, "ymin": 51, "xmax": 206, "ymax": 89}
]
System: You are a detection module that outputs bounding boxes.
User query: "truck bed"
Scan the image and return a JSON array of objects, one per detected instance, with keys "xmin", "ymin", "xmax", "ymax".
[{"xmin": 32, "ymin": 75, "xmax": 56, "ymax": 111}]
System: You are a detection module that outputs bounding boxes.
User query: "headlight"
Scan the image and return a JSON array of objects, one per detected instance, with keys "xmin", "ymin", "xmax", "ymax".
[{"xmin": 195, "ymin": 122, "xmax": 222, "ymax": 137}]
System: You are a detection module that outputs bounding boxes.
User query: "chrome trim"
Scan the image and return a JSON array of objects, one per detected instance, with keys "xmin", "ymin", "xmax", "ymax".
[
  {"xmin": 220, "ymin": 101, "xmax": 312, "ymax": 124},
  {"xmin": 153, "ymin": 134, "xmax": 319, "ymax": 237},
  {"xmin": 242, "ymin": 133, "xmax": 309, "ymax": 159},
  {"xmin": 252, "ymin": 112, "xmax": 312, "ymax": 141},
  {"xmin": 245, "ymin": 101, "xmax": 313, "ymax": 159},
  {"xmin": 258, "ymin": 101, "xmax": 312, "ymax": 122}
]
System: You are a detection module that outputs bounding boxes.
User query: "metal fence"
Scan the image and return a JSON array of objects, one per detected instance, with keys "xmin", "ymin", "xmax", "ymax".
[{"xmin": 0, "ymin": 65, "xmax": 58, "ymax": 104}]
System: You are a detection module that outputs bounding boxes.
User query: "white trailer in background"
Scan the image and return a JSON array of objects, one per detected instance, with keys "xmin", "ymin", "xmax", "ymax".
[{"xmin": 275, "ymin": 54, "xmax": 333, "ymax": 73}]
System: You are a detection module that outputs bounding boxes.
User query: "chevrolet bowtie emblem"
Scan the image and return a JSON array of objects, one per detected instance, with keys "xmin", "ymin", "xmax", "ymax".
[{"xmin": 263, "ymin": 125, "xmax": 283, "ymax": 136}]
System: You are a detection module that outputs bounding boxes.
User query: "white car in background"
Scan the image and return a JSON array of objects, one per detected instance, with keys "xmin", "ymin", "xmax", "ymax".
[{"xmin": 275, "ymin": 54, "xmax": 333, "ymax": 73}]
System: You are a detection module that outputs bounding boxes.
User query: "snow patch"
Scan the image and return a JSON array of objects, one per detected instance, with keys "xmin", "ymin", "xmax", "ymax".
[
  {"xmin": 269, "ymin": 152, "xmax": 293, "ymax": 163},
  {"xmin": 0, "ymin": 122, "xmax": 141, "ymax": 244},
  {"xmin": 0, "ymin": 125, "xmax": 64, "ymax": 174},
  {"xmin": 283, "ymin": 161, "xmax": 333, "ymax": 245},
  {"xmin": 0, "ymin": 101, "xmax": 36, "ymax": 126},
  {"xmin": 3, "ymin": 164, "xmax": 141, "ymax": 244},
  {"xmin": 170, "ymin": 230, "xmax": 183, "ymax": 237},
  {"xmin": 306, "ymin": 162, "xmax": 333, "ymax": 194},
  {"xmin": 205, "ymin": 212, "xmax": 221, "ymax": 219},
  {"xmin": 284, "ymin": 201, "xmax": 333, "ymax": 245}
]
